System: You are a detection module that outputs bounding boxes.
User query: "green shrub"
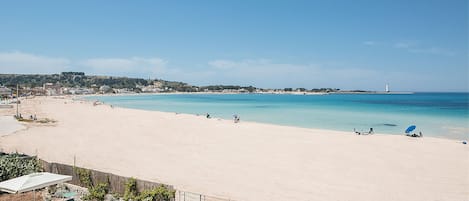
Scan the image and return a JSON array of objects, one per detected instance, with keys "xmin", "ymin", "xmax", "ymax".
[
  {"xmin": 83, "ymin": 182, "xmax": 108, "ymax": 201},
  {"xmin": 124, "ymin": 177, "xmax": 138, "ymax": 201},
  {"xmin": 0, "ymin": 153, "xmax": 40, "ymax": 182},
  {"xmin": 75, "ymin": 167, "xmax": 92, "ymax": 188},
  {"xmin": 135, "ymin": 185, "xmax": 175, "ymax": 201},
  {"xmin": 75, "ymin": 168, "xmax": 109, "ymax": 201},
  {"xmin": 123, "ymin": 179, "xmax": 174, "ymax": 201}
]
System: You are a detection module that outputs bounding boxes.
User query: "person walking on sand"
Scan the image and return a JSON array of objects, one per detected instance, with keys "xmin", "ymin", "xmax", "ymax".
[{"xmin": 234, "ymin": 115, "xmax": 240, "ymax": 123}]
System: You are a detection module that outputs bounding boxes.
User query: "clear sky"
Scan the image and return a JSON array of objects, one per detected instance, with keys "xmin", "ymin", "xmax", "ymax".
[{"xmin": 0, "ymin": 0, "xmax": 467, "ymax": 92}]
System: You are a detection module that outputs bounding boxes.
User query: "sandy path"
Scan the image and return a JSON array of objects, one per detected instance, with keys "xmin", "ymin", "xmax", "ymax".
[{"xmin": 0, "ymin": 96, "xmax": 468, "ymax": 201}]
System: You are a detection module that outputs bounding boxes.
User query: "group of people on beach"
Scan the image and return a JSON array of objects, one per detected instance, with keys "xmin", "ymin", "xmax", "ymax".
[
  {"xmin": 354, "ymin": 127, "xmax": 424, "ymax": 138},
  {"xmin": 204, "ymin": 113, "xmax": 241, "ymax": 123},
  {"xmin": 406, "ymin": 132, "xmax": 423, "ymax": 138},
  {"xmin": 354, "ymin": 128, "xmax": 374, "ymax": 135},
  {"xmin": 13, "ymin": 113, "xmax": 37, "ymax": 121}
]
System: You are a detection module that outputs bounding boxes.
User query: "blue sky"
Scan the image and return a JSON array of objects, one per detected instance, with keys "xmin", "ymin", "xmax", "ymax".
[{"xmin": 0, "ymin": 0, "xmax": 467, "ymax": 91}]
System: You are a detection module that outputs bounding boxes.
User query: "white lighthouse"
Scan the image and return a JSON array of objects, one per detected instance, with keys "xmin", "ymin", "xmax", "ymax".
[{"xmin": 385, "ymin": 84, "xmax": 389, "ymax": 93}]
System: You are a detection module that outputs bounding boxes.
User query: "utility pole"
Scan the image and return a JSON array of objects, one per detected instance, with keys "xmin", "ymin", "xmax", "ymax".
[{"xmin": 16, "ymin": 84, "xmax": 19, "ymax": 118}]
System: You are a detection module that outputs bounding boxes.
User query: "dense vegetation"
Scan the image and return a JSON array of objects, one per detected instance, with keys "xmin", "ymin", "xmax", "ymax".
[
  {"xmin": 199, "ymin": 85, "xmax": 257, "ymax": 92},
  {"xmin": 0, "ymin": 72, "xmax": 151, "ymax": 90},
  {"xmin": 75, "ymin": 169, "xmax": 174, "ymax": 201},
  {"xmin": 0, "ymin": 72, "xmax": 342, "ymax": 93},
  {"xmin": 124, "ymin": 178, "xmax": 175, "ymax": 201},
  {"xmin": 0, "ymin": 152, "xmax": 41, "ymax": 182},
  {"xmin": 75, "ymin": 167, "xmax": 109, "ymax": 201},
  {"xmin": 0, "ymin": 152, "xmax": 174, "ymax": 200}
]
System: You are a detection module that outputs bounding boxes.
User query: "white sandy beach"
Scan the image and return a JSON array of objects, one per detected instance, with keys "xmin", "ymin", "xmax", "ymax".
[
  {"xmin": 0, "ymin": 96, "xmax": 468, "ymax": 201},
  {"xmin": 0, "ymin": 116, "xmax": 25, "ymax": 137}
]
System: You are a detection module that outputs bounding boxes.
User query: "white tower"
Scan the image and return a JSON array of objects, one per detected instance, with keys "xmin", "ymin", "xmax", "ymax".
[{"xmin": 385, "ymin": 84, "xmax": 389, "ymax": 92}]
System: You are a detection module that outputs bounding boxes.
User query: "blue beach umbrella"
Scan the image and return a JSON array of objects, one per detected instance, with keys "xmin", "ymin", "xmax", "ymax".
[{"xmin": 405, "ymin": 125, "xmax": 416, "ymax": 134}]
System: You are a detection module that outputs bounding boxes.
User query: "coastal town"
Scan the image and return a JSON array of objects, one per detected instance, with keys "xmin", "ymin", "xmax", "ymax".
[{"xmin": 0, "ymin": 72, "xmax": 342, "ymax": 98}]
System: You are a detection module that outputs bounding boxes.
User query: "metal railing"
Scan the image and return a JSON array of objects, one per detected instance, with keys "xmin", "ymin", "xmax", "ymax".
[{"xmin": 176, "ymin": 190, "xmax": 236, "ymax": 201}]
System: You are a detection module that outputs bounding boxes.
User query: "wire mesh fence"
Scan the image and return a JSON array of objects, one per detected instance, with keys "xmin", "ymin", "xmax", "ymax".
[{"xmin": 176, "ymin": 190, "xmax": 236, "ymax": 201}]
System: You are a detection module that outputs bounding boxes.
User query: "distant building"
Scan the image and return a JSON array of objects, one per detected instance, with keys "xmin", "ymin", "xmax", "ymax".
[
  {"xmin": 99, "ymin": 85, "xmax": 113, "ymax": 93},
  {"xmin": 43, "ymin": 83, "xmax": 61, "ymax": 96},
  {"xmin": 62, "ymin": 87, "xmax": 94, "ymax": 95},
  {"xmin": 113, "ymin": 88, "xmax": 133, "ymax": 94},
  {"xmin": 0, "ymin": 87, "xmax": 12, "ymax": 98},
  {"xmin": 153, "ymin": 81, "xmax": 163, "ymax": 88}
]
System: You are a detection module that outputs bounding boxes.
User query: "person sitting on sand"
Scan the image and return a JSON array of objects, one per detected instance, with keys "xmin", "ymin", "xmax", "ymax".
[
  {"xmin": 354, "ymin": 128, "xmax": 361, "ymax": 135},
  {"xmin": 407, "ymin": 133, "xmax": 421, "ymax": 137},
  {"xmin": 368, "ymin": 127, "xmax": 374, "ymax": 134}
]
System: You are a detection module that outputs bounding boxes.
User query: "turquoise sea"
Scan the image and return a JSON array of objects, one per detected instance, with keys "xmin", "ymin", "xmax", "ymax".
[{"xmin": 89, "ymin": 93, "xmax": 469, "ymax": 140}]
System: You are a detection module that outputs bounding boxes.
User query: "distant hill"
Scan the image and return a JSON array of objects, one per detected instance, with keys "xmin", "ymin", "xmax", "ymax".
[
  {"xmin": 0, "ymin": 72, "xmax": 148, "ymax": 89},
  {"xmin": 0, "ymin": 72, "xmax": 341, "ymax": 94},
  {"xmin": 0, "ymin": 72, "xmax": 198, "ymax": 92}
]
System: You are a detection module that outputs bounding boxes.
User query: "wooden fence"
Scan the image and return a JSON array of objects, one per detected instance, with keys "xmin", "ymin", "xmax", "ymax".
[
  {"xmin": 1, "ymin": 153, "xmax": 234, "ymax": 201},
  {"xmin": 39, "ymin": 159, "xmax": 174, "ymax": 195}
]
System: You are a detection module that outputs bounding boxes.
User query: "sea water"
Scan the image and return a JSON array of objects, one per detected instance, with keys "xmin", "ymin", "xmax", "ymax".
[{"xmin": 88, "ymin": 93, "xmax": 469, "ymax": 140}]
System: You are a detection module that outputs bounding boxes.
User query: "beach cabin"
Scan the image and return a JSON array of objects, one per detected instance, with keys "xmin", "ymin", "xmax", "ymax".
[
  {"xmin": 0, "ymin": 87, "xmax": 12, "ymax": 98},
  {"xmin": 43, "ymin": 83, "xmax": 62, "ymax": 96}
]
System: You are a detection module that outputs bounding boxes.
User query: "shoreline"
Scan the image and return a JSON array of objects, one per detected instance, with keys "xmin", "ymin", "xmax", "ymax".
[
  {"xmin": 79, "ymin": 93, "xmax": 468, "ymax": 141},
  {"xmin": 73, "ymin": 95, "xmax": 462, "ymax": 142},
  {"xmin": 0, "ymin": 96, "xmax": 467, "ymax": 201},
  {"xmin": 68, "ymin": 90, "xmax": 419, "ymax": 98},
  {"xmin": 86, "ymin": 100, "xmax": 467, "ymax": 142},
  {"xmin": 3, "ymin": 94, "xmax": 467, "ymax": 142}
]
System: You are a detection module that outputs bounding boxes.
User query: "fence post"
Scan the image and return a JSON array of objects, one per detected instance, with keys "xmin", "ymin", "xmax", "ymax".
[{"xmin": 73, "ymin": 155, "xmax": 76, "ymax": 176}]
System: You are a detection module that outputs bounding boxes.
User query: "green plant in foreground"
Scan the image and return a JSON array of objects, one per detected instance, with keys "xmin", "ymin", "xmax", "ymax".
[
  {"xmin": 0, "ymin": 153, "xmax": 40, "ymax": 182},
  {"xmin": 135, "ymin": 185, "xmax": 175, "ymax": 201},
  {"xmin": 123, "ymin": 178, "xmax": 174, "ymax": 201},
  {"xmin": 83, "ymin": 182, "xmax": 108, "ymax": 201},
  {"xmin": 75, "ymin": 167, "xmax": 109, "ymax": 201},
  {"xmin": 74, "ymin": 167, "xmax": 173, "ymax": 201},
  {"xmin": 75, "ymin": 167, "xmax": 92, "ymax": 188},
  {"xmin": 124, "ymin": 177, "xmax": 138, "ymax": 201}
]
